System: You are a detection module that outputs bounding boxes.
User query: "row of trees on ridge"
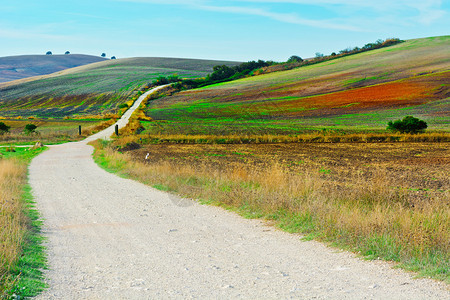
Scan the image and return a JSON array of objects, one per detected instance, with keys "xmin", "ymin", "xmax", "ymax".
[{"xmin": 45, "ymin": 51, "xmax": 116, "ymax": 59}]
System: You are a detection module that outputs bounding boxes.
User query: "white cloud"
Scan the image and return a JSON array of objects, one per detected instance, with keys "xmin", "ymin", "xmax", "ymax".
[
  {"xmin": 117, "ymin": 0, "xmax": 361, "ymax": 31},
  {"xmin": 198, "ymin": 5, "xmax": 359, "ymax": 31},
  {"xmin": 237, "ymin": 0, "xmax": 447, "ymax": 24},
  {"xmin": 115, "ymin": 0, "xmax": 447, "ymax": 32}
]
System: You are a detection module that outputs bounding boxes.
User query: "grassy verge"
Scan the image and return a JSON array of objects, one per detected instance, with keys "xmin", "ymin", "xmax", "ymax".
[
  {"xmin": 92, "ymin": 139, "xmax": 449, "ymax": 283},
  {"xmin": 0, "ymin": 147, "xmax": 47, "ymax": 299}
]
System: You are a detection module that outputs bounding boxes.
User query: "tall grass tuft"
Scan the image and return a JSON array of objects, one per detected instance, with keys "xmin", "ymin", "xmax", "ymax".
[
  {"xmin": 0, "ymin": 159, "xmax": 27, "ymax": 297},
  {"xmin": 113, "ymin": 132, "xmax": 450, "ymax": 145}
]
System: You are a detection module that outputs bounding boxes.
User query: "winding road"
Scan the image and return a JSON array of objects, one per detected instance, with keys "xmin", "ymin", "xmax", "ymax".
[{"xmin": 29, "ymin": 86, "xmax": 449, "ymax": 299}]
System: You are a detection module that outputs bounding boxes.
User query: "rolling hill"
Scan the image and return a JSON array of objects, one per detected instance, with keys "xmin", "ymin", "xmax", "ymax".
[
  {"xmin": 0, "ymin": 57, "xmax": 240, "ymax": 118},
  {"xmin": 0, "ymin": 54, "xmax": 107, "ymax": 83},
  {"xmin": 142, "ymin": 36, "xmax": 450, "ymax": 134}
]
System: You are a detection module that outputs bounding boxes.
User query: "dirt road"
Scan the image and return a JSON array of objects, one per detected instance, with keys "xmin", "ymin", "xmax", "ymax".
[{"xmin": 29, "ymin": 87, "xmax": 449, "ymax": 299}]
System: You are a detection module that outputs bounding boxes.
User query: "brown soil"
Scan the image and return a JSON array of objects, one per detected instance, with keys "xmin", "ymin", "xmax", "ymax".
[{"xmin": 126, "ymin": 142, "xmax": 449, "ymax": 206}]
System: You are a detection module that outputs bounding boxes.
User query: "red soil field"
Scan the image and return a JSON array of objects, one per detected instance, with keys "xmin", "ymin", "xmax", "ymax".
[{"xmin": 249, "ymin": 71, "xmax": 449, "ymax": 117}]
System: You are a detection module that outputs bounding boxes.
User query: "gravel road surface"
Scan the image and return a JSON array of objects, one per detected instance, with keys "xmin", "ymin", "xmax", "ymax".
[{"xmin": 29, "ymin": 87, "xmax": 449, "ymax": 299}]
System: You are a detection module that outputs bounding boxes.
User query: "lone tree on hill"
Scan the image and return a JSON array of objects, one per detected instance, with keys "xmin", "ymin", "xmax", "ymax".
[
  {"xmin": 65, "ymin": 51, "xmax": 70, "ymax": 55},
  {"xmin": 387, "ymin": 116, "xmax": 428, "ymax": 134},
  {"xmin": 111, "ymin": 56, "xmax": 116, "ymax": 59},
  {"xmin": 46, "ymin": 51, "xmax": 52, "ymax": 55},
  {"xmin": 0, "ymin": 122, "xmax": 11, "ymax": 134},
  {"xmin": 101, "ymin": 53, "xmax": 106, "ymax": 57}
]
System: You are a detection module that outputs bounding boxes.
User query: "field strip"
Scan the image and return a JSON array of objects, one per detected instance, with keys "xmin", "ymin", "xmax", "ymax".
[{"xmin": 28, "ymin": 87, "xmax": 449, "ymax": 299}]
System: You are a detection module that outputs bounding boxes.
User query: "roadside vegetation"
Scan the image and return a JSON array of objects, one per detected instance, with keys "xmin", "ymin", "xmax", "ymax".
[{"xmin": 0, "ymin": 147, "xmax": 47, "ymax": 299}]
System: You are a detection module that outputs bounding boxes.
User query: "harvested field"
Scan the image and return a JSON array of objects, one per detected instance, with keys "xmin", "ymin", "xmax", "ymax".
[{"xmin": 127, "ymin": 142, "xmax": 449, "ymax": 207}]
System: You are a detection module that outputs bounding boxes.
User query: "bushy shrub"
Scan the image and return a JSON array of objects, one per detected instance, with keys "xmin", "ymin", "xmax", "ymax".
[
  {"xmin": 387, "ymin": 116, "xmax": 428, "ymax": 133},
  {"xmin": 0, "ymin": 122, "xmax": 10, "ymax": 135},
  {"xmin": 24, "ymin": 124, "xmax": 38, "ymax": 134}
]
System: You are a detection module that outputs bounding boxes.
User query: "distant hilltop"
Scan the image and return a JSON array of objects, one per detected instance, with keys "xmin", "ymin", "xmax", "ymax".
[{"xmin": 0, "ymin": 54, "xmax": 107, "ymax": 83}]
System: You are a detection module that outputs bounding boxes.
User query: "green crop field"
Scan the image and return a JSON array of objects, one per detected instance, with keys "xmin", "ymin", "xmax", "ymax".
[
  {"xmin": 0, "ymin": 57, "xmax": 239, "ymax": 119},
  {"xmin": 143, "ymin": 36, "xmax": 449, "ymax": 134}
]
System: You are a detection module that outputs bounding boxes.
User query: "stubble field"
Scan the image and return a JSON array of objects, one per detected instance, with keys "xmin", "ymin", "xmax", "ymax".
[{"xmin": 128, "ymin": 142, "xmax": 449, "ymax": 208}]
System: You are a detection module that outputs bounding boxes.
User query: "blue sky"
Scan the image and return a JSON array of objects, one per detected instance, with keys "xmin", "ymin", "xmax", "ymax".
[{"xmin": 0, "ymin": 0, "xmax": 448, "ymax": 61}]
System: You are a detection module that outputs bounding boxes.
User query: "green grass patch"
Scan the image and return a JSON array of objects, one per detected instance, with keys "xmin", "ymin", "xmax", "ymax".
[
  {"xmin": 0, "ymin": 146, "xmax": 48, "ymax": 299},
  {"xmin": 0, "ymin": 146, "xmax": 45, "ymax": 161},
  {"xmin": 8, "ymin": 185, "xmax": 48, "ymax": 298}
]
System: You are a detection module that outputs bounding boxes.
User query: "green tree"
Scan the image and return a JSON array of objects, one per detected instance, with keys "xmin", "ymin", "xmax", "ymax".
[
  {"xmin": 154, "ymin": 76, "xmax": 169, "ymax": 85},
  {"xmin": 387, "ymin": 116, "xmax": 428, "ymax": 133},
  {"xmin": 209, "ymin": 65, "xmax": 235, "ymax": 81},
  {"xmin": 0, "ymin": 122, "xmax": 10, "ymax": 135},
  {"xmin": 24, "ymin": 124, "xmax": 38, "ymax": 134},
  {"xmin": 287, "ymin": 55, "xmax": 303, "ymax": 63}
]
